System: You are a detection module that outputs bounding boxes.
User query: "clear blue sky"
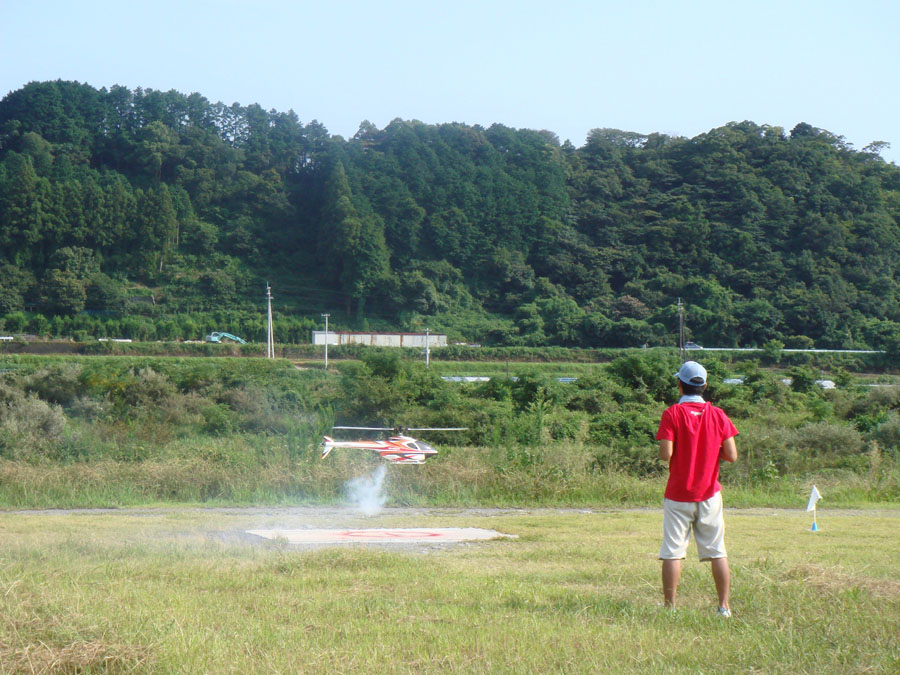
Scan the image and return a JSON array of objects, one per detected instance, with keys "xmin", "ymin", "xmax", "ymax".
[{"xmin": 2, "ymin": 0, "xmax": 898, "ymax": 163}]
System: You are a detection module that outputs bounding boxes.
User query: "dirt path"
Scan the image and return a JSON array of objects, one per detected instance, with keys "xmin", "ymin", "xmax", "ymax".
[
  {"xmin": 5, "ymin": 505, "xmax": 898, "ymax": 549},
  {"xmin": 9, "ymin": 505, "xmax": 900, "ymax": 518}
]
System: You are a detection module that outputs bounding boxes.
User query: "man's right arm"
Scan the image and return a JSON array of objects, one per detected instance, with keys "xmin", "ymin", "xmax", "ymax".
[
  {"xmin": 719, "ymin": 436, "xmax": 737, "ymax": 463},
  {"xmin": 659, "ymin": 439, "xmax": 673, "ymax": 462}
]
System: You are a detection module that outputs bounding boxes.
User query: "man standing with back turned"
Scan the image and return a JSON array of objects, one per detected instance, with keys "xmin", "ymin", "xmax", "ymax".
[{"xmin": 656, "ymin": 361, "xmax": 738, "ymax": 617}]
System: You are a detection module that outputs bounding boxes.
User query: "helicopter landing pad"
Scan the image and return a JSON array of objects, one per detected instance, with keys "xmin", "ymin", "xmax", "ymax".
[{"xmin": 246, "ymin": 527, "xmax": 516, "ymax": 544}]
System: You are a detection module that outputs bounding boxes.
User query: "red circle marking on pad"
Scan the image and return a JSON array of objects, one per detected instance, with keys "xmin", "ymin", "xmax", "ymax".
[
  {"xmin": 246, "ymin": 527, "xmax": 516, "ymax": 544},
  {"xmin": 340, "ymin": 530, "xmax": 443, "ymax": 538}
]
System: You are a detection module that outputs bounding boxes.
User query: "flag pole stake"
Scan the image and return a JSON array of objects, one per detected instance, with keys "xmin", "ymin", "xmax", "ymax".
[{"xmin": 807, "ymin": 485, "xmax": 821, "ymax": 531}]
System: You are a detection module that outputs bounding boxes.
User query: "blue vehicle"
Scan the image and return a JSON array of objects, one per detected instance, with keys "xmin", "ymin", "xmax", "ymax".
[{"xmin": 205, "ymin": 332, "xmax": 248, "ymax": 344}]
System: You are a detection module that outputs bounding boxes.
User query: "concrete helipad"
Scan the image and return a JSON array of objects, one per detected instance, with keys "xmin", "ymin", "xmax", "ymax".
[{"xmin": 246, "ymin": 527, "xmax": 516, "ymax": 544}]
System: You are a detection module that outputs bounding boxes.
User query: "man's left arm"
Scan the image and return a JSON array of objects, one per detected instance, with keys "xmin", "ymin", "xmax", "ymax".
[
  {"xmin": 719, "ymin": 436, "xmax": 737, "ymax": 463},
  {"xmin": 716, "ymin": 409, "xmax": 739, "ymax": 463}
]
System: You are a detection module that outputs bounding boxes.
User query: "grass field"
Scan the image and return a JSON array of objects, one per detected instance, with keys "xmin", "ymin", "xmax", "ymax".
[
  {"xmin": 2, "ymin": 507, "xmax": 898, "ymax": 673},
  {"xmin": 2, "ymin": 351, "xmax": 899, "ymax": 671}
]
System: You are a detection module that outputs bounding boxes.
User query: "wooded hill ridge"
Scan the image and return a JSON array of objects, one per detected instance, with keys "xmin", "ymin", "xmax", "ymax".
[{"xmin": 1, "ymin": 80, "xmax": 899, "ymax": 350}]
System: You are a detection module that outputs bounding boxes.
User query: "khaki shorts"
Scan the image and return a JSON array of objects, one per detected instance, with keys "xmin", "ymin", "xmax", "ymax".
[{"xmin": 659, "ymin": 492, "xmax": 727, "ymax": 561}]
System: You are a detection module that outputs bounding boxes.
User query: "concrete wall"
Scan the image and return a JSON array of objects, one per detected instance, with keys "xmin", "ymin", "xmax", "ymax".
[{"xmin": 311, "ymin": 331, "xmax": 447, "ymax": 348}]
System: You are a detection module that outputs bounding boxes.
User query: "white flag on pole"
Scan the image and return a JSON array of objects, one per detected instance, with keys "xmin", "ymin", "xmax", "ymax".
[{"xmin": 806, "ymin": 485, "xmax": 821, "ymax": 512}]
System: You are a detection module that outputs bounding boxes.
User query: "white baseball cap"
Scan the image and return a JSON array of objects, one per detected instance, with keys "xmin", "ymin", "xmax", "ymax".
[{"xmin": 676, "ymin": 361, "xmax": 707, "ymax": 386}]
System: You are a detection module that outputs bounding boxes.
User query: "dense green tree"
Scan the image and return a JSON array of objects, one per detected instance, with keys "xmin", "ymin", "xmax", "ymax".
[
  {"xmin": 315, "ymin": 161, "xmax": 390, "ymax": 316},
  {"xmin": 84, "ymin": 272, "xmax": 124, "ymax": 311},
  {"xmin": 0, "ymin": 264, "xmax": 35, "ymax": 315},
  {"xmin": 133, "ymin": 185, "xmax": 178, "ymax": 273},
  {"xmin": 42, "ymin": 269, "xmax": 86, "ymax": 316},
  {"xmin": 0, "ymin": 154, "xmax": 46, "ymax": 267}
]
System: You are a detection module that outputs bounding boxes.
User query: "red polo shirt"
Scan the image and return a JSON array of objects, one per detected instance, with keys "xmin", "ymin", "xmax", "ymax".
[{"xmin": 656, "ymin": 401, "xmax": 738, "ymax": 502}]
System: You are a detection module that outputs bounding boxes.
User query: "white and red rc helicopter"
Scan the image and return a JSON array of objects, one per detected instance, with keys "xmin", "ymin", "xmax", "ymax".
[{"xmin": 320, "ymin": 426, "xmax": 467, "ymax": 465}]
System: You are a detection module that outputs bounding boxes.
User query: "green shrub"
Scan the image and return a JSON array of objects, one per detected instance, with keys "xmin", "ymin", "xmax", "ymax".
[
  {"xmin": 607, "ymin": 352, "xmax": 680, "ymax": 403},
  {"xmin": 67, "ymin": 394, "xmax": 110, "ymax": 420},
  {"xmin": 0, "ymin": 390, "xmax": 67, "ymax": 459},
  {"xmin": 868, "ymin": 412, "xmax": 900, "ymax": 454},
  {"xmin": 200, "ymin": 403, "xmax": 236, "ymax": 434},
  {"xmin": 22, "ymin": 362, "xmax": 84, "ymax": 406},
  {"xmin": 788, "ymin": 366, "xmax": 817, "ymax": 393},
  {"xmin": 846, "ymin": 386, "xmax": 900, "ymax": 418},
  {"xmin": 588, "ymin": 409, "xmax": 658, "ymax": 448},
  {"xmin": 591, "ymin": 443, "xmax": 663, "ymax": 477},
  {"xmin": 732, "ymin": 421, "xmax": 800, "ymax": 479},
  {"xmin": 1, "ymin": 351, "xmax": 899, "ymax": 507},
  {"xmin": 795, "ymin": 421, "xmax": 866, "ymax": 468}
]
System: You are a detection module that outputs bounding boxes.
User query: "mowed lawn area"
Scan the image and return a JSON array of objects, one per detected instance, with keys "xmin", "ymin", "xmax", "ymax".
[{"xmin": 1, "ymin": 507, "xmax": 898, "ymax": 673}]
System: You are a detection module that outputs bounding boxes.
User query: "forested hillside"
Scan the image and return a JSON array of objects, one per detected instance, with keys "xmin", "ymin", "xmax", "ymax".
[{"xmin": 2, "ymin": 80, "xmax": 899, "ymax": 349}]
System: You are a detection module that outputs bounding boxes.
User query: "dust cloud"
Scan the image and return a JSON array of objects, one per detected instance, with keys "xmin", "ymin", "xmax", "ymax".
[{"xmin": 344, "ymin": 464, "xmax": 388, "ymax": 516}]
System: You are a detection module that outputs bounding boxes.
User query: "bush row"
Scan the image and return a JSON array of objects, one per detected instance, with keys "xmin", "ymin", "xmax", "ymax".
[{"xmin": 0, "ymin": 351, "xmax": 898, "ymax": 506}]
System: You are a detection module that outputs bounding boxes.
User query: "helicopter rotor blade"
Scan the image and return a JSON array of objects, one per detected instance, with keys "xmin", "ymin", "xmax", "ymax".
[
  {"xmin": 405, "ymin": 427, "xmax": 469, "ymax": 431},
  {"xmin": 332, "ymin": 426, "xmax": 469, "ymax": 434}
]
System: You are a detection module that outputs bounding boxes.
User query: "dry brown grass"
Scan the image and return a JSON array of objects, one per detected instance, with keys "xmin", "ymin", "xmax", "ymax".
[
  {"xmin": 0, "ymin": 640, "xmax": 154, "ymax": 674},
  {"xmin": 785, "ymin": 563, "xmax": 900, "ymax": 598}
]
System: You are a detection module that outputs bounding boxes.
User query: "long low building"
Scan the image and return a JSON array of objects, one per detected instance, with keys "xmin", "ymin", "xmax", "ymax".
[{"xmin": 311, "ymin": 331, "xmax": 447, "ymax": 348}]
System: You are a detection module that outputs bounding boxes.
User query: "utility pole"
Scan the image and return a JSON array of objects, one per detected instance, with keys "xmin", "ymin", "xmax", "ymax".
[
  {"xmin": 425, "ymin": 327, "xmax": 430, "ymax": 368},
  {"xmin": 678, "ymin": 297, "xmax": 685, "ymax": 363},
  {"xmin": 321, "ymin": 313, "xmax": 330, "ymax": 370},
  {"xmin": 266, "ymin": 283, "xmax": 274, "ymax": 359}
]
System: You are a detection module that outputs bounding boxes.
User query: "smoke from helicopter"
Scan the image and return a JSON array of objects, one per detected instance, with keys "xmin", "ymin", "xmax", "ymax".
[{"xmin": 345, "ymin": 464, "xmax": 388, "ymax": 515}]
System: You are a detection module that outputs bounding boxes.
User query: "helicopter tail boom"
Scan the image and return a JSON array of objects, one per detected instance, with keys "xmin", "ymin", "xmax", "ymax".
[{"xmin": 321, "ymin": 436, "xmax": 335, "ymax": 459}]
